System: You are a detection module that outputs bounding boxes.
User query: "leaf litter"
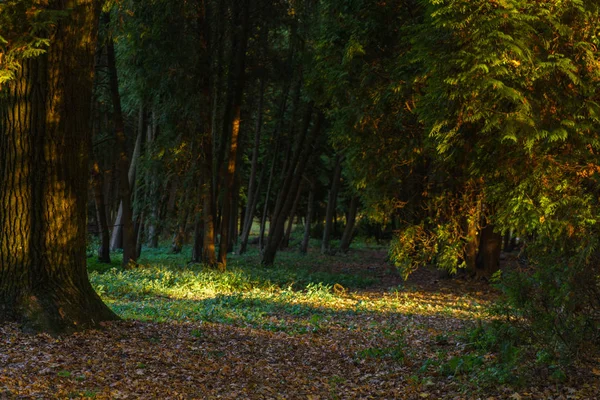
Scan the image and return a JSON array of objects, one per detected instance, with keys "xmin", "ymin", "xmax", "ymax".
[{"xmin": 1, "ymin": 249, "xmax": 599, "ymax": 399}]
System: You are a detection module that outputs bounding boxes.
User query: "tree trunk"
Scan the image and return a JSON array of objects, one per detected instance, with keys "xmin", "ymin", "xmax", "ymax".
[
  {"xmin": 191, "ymin": 212, "xmax": 204, "ymax": 263},
  {"xmin": 91, "ymin": 162, "xmax": 111, "ymax": 263},
  {"xmin": 259, "ymin": 150, "xmax": 277, "ymax": 251},
  {"xmin": 340, "ymin": 195, "xmax": 359, "ymax": 253},
  {"xmin": 106, "ymin": 25, "xmax": 137, "ymax": 267},
  {"xmin": 143, "ymin": 110, "xmax": 158, "ymax": 247},
  {"xmin": 322, "ymin": 154, "xmax": 343, "ymax": 254},
  {"xmin": 0, "ymin": 0, "xmax": 118, "ymax": 333},
  {"xmin": 281, "ymin": 182, "xmax": 303, "ymax": 249},
  {"xmin": 476, "ymin": 224, "xmax": 502, "ymax": 278},
  {"xmin": 300, "ymin": 179, "xmax": 316, "ymax": 254},
  {"xmin": 135, "ymin": 213, "xmax": 144, "ymax": 259},
  {"xmin": 218, "ymin": 0, "xmax": 250, "ymax": 268},
  {"xmin": 262, "ymin": 111, "xmax": 323, "ymax": 266},
  {"xmin": 268, "ymin": 103, "xmax": 314, "ymax": 238},
  {"xmin": 239, "ymin": 76, "xmax": 266, "ymax": 254},
  {"xmin": 464, "ymin": 194, "xmax": 482, "ymax": 276}
]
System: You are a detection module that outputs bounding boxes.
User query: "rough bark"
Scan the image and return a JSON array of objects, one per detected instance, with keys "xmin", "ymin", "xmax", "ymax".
[{"xmin": 0, "ymin": 0, "xmax": 118, "ymax": 333}]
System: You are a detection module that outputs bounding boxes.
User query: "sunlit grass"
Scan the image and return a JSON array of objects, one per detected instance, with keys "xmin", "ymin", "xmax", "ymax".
[{"xmin": 88, "ymin": 242, "xmax": 492, "ymax": 335}]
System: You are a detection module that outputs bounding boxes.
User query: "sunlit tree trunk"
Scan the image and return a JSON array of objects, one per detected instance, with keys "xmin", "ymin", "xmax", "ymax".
[
  {"xmin": 218, "ymin": 0, "xmax": 250, "ymax": 268},
  {"xmin": 0, "ymin": 0, "xmax": 118, "ymax": 333}
]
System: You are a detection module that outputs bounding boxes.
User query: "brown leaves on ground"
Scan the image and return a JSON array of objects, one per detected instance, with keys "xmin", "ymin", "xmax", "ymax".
[{"xmin": 1, "ymin": 251, "xmax": 599, "ymax": 399}]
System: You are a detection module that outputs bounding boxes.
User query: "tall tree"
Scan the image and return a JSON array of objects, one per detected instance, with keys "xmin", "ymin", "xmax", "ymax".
[
  {"xmin": 0, "ymin": 0, "xmax": 118, "ymax": 332},
  {"xmin": 105, "ymin": 17, "xmax": 138, "ymax": 267},
  {"xmin": 218, "ymin": 0, "xmax": 251, "ymax": 267}
]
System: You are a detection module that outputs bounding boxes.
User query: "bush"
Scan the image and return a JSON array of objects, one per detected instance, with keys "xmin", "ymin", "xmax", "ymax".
[{"xmin": 492, "ymin": 237, "xmax": 600, "ymax": 365}]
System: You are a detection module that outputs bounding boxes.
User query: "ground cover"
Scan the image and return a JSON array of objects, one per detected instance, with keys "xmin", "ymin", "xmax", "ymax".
[{"xmin": 1, "ymin": 244, "xmax": 598, "ymax": 399}]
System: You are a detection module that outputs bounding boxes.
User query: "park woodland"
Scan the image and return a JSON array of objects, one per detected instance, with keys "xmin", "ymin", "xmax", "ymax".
[{"xmin": 1, "ymin": 0, "xmax": 600, "ymax": 398}]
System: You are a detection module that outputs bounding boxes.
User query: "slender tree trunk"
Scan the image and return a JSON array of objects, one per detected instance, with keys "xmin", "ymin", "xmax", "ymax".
[
  {"xmin": 259, "ymin": 155, "xmax": 276, "ymax": 251},
  {"xmin": 281, "ymin": 182, "xmax": 303, "ymax": 249},
  {"xmin": 270, "ymin": 104, "xmax": 314, "ymax": 232},
  {"xmin": 145, "ymin": 110, "xmax": 162, "ymax": 248},
  {"xmin": 191, "ymin": 179, "xmax": 204, "ymax": 264},
  {"xmin": 340, "ymin": 195, "xmax": 359, "ymax": 253},
  {"xmin": 229, "ymin": 171, "xmax": 241, "ymax": 252},
  {"xmin": 0, "ymin": 0, "xmax": 118, "ymax": 332},
  {"xmin": 464, "ymin": 194, "xmax": 482, "ymax": 276},
  {"xmin": 322, "ymin": 154, "xmax": 343, "ymax": 254},
  {"xmin": 239, "ymin": 76, "xmax": 266, "ymax": 254},
  {"xmin": 300, "ymin": 179, "xmax": 316, "ymax": 254},
  {"xmin": 202, "ymin": 157, "xmax": 217, "ymax": 266},
  {"xmin": 135, "ymin": 212, "xmax": 144, "ymax": 258},
  {"xmin": 262, "ymin": 112, "xmax": 323, "ymax": 266},
  {"xmin": 106, "ymin": 26, "xmax": 137, "ymax": 267},
  {"xmin": 92, "ymin": 162, "xmax": 111, "ymax": 263}
]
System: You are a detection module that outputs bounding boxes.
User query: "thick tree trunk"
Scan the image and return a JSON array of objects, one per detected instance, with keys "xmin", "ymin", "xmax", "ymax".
[
  {"xmin": 0, "ymin": 0, "xmax": 118, "ymax": 333},
  {"xmin": 476, "ymin": 224, "xmax": 502, "ymax": 278},
  {"xmin": 322, "ymin": 154, "xmax": 343, "ymax": 254},
  {"xmin": 340, "ymin": 195, "xmax": 359, "ymax": 253},
  {"xmin": 218, "ymin": 0, "xmax": 250, "ymax": 268},
  {"xmin": 195, "ymin": 0, "xmax": 217, "ymax": 268}
]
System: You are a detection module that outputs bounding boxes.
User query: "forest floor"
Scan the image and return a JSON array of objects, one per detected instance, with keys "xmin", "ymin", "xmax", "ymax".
[{"xmin": 1, "ymin": 243, "xmax": 599, "ymax": 399}]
